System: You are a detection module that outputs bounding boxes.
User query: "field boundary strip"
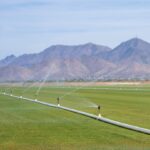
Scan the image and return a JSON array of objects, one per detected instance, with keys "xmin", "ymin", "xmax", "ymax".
[{"xmin": 47, "ymin": 86, "xmax": 150, "ymax": 91}]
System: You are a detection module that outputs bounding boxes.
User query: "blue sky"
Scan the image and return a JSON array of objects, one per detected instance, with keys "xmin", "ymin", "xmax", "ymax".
[{"xmin": 0, "ymin": 0, "xmax": 150, "ymax": 59}]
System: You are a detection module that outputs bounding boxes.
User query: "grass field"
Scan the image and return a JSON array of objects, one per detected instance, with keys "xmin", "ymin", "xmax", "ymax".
[{"xmin": 0, "ymin": 84, "xmax": 150, "ymax": 150}]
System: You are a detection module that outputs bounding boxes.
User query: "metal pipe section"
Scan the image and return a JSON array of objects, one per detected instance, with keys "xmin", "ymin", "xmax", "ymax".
[{"xmin": 1, "ymin": 92, "xmax": 150, "ymax": 135}]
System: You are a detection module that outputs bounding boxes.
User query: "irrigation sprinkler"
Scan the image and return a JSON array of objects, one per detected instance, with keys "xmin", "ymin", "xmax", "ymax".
[
  {"xmin": 2, "ymin": 89, "xmax": 4, "ymax": 94},
  {"xmin": 4, "ymin": 89, "xmax": 6, "ymax": 95},
  {"xmin": 10, "ymin": 89, "xmax": 13, "ymax": 96},
  {"xmin": 0, "ymin": 89, "xmax": 3, "ymax": 94},
  {"xmin": 98, "ymin": 105, "xmax": 101, "ymax": 117},
  {"xmin": 57, "ymin": 97, "xmax": 60, "ymax": 106},
  {"xmin": 2, "ymin": 93, "xmax": 150, "ymax": 134},
  {"xmin": 35, "ymin": 93, "xmax": 38, "ymax": 101}
]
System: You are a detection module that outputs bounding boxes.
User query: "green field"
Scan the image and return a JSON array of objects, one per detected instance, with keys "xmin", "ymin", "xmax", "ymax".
[{"xmin": 0, "ymin": 85, "xmax": 150, "ymax": 150}]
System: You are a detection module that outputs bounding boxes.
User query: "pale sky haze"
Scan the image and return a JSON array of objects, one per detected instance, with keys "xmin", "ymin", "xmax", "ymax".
[{"xmin": 0, "ymin": 0, "xmax": 150, "ymax": 59}]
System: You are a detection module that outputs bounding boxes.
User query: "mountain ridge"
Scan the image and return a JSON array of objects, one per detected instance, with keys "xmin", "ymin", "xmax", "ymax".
[{"xmin": 0, "ymin": 38, "xmax": 150, "ymax": 81}]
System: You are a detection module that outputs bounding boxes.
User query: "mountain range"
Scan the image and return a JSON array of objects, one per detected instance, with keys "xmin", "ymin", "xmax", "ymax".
[{"xmin": 0, "ymin": 37, "xmax": 150, "ymax": 82}]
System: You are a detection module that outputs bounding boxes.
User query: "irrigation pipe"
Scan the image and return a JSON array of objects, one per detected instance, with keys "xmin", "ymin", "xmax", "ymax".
[{"xmin": 1, "ymin": 92, "xmax": 150, "ymax": 135}]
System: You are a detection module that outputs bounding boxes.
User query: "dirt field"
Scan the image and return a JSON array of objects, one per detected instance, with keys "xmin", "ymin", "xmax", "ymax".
[{"xmin": 1, "ymin": 81, "xmax": 150, "ymax": 87}]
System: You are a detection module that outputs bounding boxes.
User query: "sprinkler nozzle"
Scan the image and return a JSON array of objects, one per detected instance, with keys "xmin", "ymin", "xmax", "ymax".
[
  {"xmin": 57, "ymin": 97, "xmax": 60, "ymax": 106},
  {"xmin": 35, "ymin": 93, "xmax": 38, "ymax": 101},
  {"xmin": 98, "ymin": 105, "xmax": 101, "ymax": 117}
]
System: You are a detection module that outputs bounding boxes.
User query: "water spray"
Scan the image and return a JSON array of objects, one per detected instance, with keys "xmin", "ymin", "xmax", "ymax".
[
  {"xmin": 10, "ymin": 89, "xmax": 13, "ymax": 96},
  {"xmin": 35, "ymin": 69, "xmax": 52, "ymax": 96},
  {"xmin": 3, "ymin": 89, "xmax": 6, "ymax": 94},
  {"xmin": 35, "ymin": 93, "xmax": 38, "ymax": 101}
]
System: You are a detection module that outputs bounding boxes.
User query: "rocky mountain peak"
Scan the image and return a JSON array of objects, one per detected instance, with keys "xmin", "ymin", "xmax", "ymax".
[{"xmin": 0, "ymin": 38, "xmax": 150, "ymax": 81}]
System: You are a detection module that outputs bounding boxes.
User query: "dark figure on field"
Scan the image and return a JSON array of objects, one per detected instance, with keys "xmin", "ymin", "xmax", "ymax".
[
  {"xmin": 57, "ymin": 97, "xmax": 60, "ymax": 106},
  {"xmin": 98, "ymin": 105, "xmax": 102, "ymax": 117}
]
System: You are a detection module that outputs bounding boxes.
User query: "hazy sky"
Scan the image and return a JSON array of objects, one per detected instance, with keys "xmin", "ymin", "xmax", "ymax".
[{"xmin": 0, "ymin": 0, "xmax": 150, "ymax": 59}]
